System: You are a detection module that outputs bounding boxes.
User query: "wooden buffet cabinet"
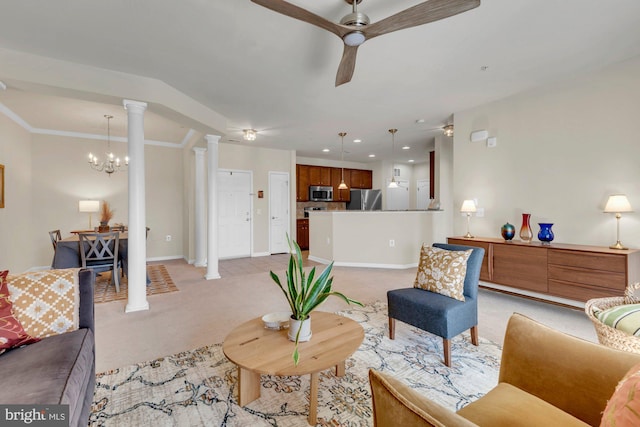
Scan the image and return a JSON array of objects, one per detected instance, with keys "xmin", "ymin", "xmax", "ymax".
[{"xmin": 448, "ymin": 236, "xmax": 640, "ymax": 303}]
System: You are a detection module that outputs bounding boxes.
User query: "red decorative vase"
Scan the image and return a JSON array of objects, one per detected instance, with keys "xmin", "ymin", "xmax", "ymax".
[{"xmin": 519, "ymin": 213, "xmax": 533, "ymax": 243}]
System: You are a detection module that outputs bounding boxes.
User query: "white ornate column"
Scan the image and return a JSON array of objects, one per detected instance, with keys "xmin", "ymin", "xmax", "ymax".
[
  {"xmin": 193, "ymin": 147, "xmax": 207, "ymax": 267},
  {"xmin": 205, "ymin": 134, "xmax": 221, "ymax": 280},
  {"xmin": 123, "ymin": 99, "xmax": 149, "ymax": 312}
]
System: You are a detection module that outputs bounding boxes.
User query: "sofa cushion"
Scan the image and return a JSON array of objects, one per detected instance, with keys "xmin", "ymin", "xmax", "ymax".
[
  {"xmin": 596, "ymin": 303, "xmax": 640, "ymax": 336},
  {"xmin": 414, "ymin": 245, "xmax": 471, "ymax": 302},
  {"xmin": 0, "ymin": 328, "xmax": 94, "ymax": 425},
  {"xmin": 7, "ymin": 268, "xmax": 80, "ymax": 338},
  {"xmin": 600, "ymin": 362, "xmax": 640, "ymax": 427},
  {"xmin": 457, "ymin": 383, "xmax": 589, "ymax": 427},
  {"xmin": 0, "ymin": 270, "xmax": 40, "ymax": 354}
]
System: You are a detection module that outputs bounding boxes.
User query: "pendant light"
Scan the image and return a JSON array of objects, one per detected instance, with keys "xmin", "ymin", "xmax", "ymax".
[
  {"xmin": 388, "ymin": 129, "xmax": 398, "ymax": 188},
  {"xmin": 338, "ymin": 132, "xmax": 348, "ymax": 190}
]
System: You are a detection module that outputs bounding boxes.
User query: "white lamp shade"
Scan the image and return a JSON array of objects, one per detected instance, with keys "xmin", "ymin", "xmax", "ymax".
[
  {"xmin": 604, "ymin": 195, "xmax": 632, "ymax": 213},
  {"xmin": 79, "ymin": 200, "xmax": 100, "ymax": 213},
  {"xmin": 460, "ymin": 200, "xmax": 477, "ymax": 213}
]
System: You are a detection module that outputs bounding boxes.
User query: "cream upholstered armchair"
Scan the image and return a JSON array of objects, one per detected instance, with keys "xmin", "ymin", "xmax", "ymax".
[{"xmin": 370, "ymin": 314, "xmax": 640, "ymax": 427}]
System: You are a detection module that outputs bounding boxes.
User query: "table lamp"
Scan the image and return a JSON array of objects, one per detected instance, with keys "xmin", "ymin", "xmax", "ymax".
[
  {"xmin": 79, "ymin": 200, "xmax": 100, "ymax": 229},
  {"xmin": 460, "ymin": 199, "xmax": 477, "ymax": 238},
  {"xmin": 604, "ymin": 194, "xmax": 633, "ymax": 250}
]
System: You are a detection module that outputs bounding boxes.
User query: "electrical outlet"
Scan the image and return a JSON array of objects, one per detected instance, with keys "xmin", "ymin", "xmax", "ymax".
[
  {"xmin": 165, "ymin": 235, "xmax": 172, "ymax": 242},
  {"xmin": 389, "ymin": 239, "xmax": 395, "ymax": 247}
]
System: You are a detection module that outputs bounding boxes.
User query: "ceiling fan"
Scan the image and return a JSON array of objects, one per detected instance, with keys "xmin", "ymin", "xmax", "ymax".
[{"xmin": 251, "ymin": 0, "xmax": 481, "ymax": 86}]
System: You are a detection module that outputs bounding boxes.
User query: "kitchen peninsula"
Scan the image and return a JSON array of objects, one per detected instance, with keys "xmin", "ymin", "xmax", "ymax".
[{"xmin": 307, "ymin": 210, "xmax": 447, "ymax": 268}]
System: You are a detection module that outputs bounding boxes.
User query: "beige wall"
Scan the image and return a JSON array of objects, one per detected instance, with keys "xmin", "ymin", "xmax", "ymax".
[
  {"xmin": 0, "ymin": 113, "xmax": 33, "ymax": 272},
  {"xmin": 218, "ymin": 143, "xmax": 294, "ymax": 255},
  {"xmin": 1, "ymin": 130, "xmax": 184, "ymax": 271},
  {"xmin": 453, "ymin": 56, "xmax": 640, "ymax": 248}
]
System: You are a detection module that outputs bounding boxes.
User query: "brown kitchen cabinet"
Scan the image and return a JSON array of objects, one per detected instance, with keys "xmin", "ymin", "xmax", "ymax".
[
  {"xmin": 296, "ymin": 164, "xmax": 310, "ymax": 201},
  {"xmin": 308, "ymin": 166, "xmax": 331, "ymax": 186},
  {"xmin": 447, "ymin": 236, "xmax": 640, "ymax": 303},
  {"xmin": 349, "ymin": 169, "xmax": 373, "ymax": 189},
  {"xmin": 297, "ymin": 219, "xmax": 309, "ymax": 250},
  {"xmin": 331, "ymin": 167, "xmax": 350, "ymax": 202}
]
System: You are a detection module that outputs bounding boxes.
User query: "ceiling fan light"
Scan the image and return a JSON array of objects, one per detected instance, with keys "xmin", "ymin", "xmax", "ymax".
[
  {"xmin": 343, "ymin": 31, "xmax": 365, "ymax": 47},
  {"xmin": 243, "ymin": 129, "xmax": 257, "ymax": 141},
  {"xmin": 443, "ymin": 124, "xmax": 454, "ymax": 137}
]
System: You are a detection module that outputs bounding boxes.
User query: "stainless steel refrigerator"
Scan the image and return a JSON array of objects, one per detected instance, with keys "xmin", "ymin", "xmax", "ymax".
[{"xmin": 347, "ymin": 189, "xmax": 382, "ymax": 211}]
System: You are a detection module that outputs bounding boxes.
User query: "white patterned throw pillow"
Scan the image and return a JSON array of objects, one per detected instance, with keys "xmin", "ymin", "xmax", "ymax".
[{"xmin": 414, "ymin": 246, "xmax": 472, "ymax": 302}]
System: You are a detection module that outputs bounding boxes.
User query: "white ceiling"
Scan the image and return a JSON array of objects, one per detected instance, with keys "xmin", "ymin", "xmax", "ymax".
[{"xmin": 1, "ymin": 0, "xmax": 640, "ymax": 164}]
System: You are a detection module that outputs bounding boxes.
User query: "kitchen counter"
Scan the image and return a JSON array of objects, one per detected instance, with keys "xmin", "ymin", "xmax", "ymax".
[{"xmin": 307, "ymin": 210, "xmax": 447, "ymax": 268}]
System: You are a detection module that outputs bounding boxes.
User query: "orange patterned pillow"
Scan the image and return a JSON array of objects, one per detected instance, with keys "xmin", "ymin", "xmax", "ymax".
[
  {"xmin": 1, "ymin": 270, "xmax": 40, "ymax": 354},
  {"xmin": 7, "ymin": 269, "xmax": 80, "ymax": 339},
  {"xmin": 601, "ymin": 362, "xmax": 640, "ymax": 427},
  {"xmin": 414, "ymin": 245, "xmax": 472, "ymax": 302}
]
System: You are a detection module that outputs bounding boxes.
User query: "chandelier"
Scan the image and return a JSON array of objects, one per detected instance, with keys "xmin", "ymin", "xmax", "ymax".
[{"xmin": 88, "ymin": 115, "xmax": 128, "ymax": 176}]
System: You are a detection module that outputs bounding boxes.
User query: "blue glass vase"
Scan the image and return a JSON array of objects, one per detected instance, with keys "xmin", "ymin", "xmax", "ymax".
[{"xmin": 538, "ymin": 223, "xmax": 554, "ymax": 244}]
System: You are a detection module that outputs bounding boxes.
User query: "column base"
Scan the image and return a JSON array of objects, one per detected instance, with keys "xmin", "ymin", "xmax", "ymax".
[
  {"xmin": 125, "ymin": 301, "xmax": 150, "ymax": 313},
  {"xmin": 205, "ymin": 272, "xmax": 221, "ymax": 280}
]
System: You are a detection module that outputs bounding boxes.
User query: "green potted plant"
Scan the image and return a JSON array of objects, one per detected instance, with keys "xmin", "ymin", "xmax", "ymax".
[{"xmin": 270, "ymin": 235, "xmax": 362, "ymax": 365}]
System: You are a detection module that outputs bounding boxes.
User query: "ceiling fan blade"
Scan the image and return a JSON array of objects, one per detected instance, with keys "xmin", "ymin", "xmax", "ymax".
[
  {"xmin": 251, "ymin": 0, "xmax": 349, "ymax": 38},
  {"xmin": 363, "ymin": 0, "xmax": 480, "ymax": 39},
  {"xmin": 335, "ymin": 45, "xmax": 359, "ymax": 87}
]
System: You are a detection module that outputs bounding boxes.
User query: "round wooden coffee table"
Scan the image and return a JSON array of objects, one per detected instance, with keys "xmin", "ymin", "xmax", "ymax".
[{"xmin": 223, "ymin": 311, "xmax": 364, "ymax": 425}]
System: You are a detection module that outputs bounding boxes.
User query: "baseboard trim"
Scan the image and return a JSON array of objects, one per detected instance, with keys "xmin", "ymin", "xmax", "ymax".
[
  {"xmin": 308, "ymin": 255, "xmax": 416, "ymax": 270},
  {"xmin": 147, "ymin": 255, "xmax": 184, "ymax": 262},
  {"xmin": 479, "ymin": 281, "xmax": 584, "ymax": 309}
]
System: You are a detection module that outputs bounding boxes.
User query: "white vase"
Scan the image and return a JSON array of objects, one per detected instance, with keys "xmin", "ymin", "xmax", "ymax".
[{"xmin": 288, "ymin": 316, "xmax": 312, "ymax": 342}]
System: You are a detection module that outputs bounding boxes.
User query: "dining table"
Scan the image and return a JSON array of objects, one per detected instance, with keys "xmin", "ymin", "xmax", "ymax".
[{"xmin": 52, "ymin": 232, "xmax": 132, "ymax": 278}]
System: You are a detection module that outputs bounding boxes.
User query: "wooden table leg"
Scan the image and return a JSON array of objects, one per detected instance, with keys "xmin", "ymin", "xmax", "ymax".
[
  {"xmin": 335, "ymin": 359, "xmax": 345, "ymax": 377},
  {"xmin": 238, "ymin": 367, "xmax": 261, "ymax": 406},
  {"xmin": 308, "ymin": 372, "xmax": 319, "ymax": 425}
]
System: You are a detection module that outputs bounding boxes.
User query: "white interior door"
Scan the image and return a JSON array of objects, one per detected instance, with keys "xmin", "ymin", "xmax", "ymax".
[
  {"xmin": 386, "ymin": 179, "xmax": 410, "ymax": 210},
  {"xmin": 218, "ymin": 170, "xmax": 252, "ymax": 259},
  {"xmin": 269, "ymin": 172, "xmax": 290, "ymax": 254},
  {"xmin": 417, "ymin": 179, "xmax": 430, "ymax": 209}
]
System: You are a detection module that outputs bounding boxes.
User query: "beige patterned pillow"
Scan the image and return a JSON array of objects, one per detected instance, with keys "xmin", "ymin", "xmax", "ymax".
[
  {"xmin": 7, "ymin": 268, "xmax": 80, "ymax": 338},
  {"xmin": 414, "ymin": 246, "xmax": 472, "ymax": 301}
]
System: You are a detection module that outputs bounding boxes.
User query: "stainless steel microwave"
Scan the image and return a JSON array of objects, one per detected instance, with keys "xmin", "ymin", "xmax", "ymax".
[{"xmin": 309, "ymin": 186, "xmax": 333, "ymax": 202}]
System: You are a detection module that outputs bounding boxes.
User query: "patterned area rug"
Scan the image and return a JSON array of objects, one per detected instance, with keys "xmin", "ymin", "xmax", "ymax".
[
  {"xmin": 90, "ymin": 301, "xmax": 501, "ymax": 426},
  {"xmin": 93, "ymin": 264, "xmax": 178, "ymax": 303}
]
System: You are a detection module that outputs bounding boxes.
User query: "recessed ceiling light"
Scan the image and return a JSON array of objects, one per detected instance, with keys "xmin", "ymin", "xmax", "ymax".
[
  {"xmin": 402, "ymin": 146, "xmax": 410, "ymax": 150},
  {"xmin": 415, "ymin": 119, "xmax": 425, "ymax": 124},
  {"xmin": 322, "ymin": 148, "xmax": 330, "ymax": 152},
  {"xmin": 368, "ymin": 154, "xmax": 376, "ymax": 158},
  {"xmin": 408, "ymin": 159, "xmax": 415, "ymax": 163},
  {"xmin": 353, "ymin": 139, "xmax": 362, "ymax": 143}
]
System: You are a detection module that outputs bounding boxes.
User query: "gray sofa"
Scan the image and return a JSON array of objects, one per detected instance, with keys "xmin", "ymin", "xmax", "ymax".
[{"xmin": 0, "ymin": 268, "xmax": 96, "ymax": 427}]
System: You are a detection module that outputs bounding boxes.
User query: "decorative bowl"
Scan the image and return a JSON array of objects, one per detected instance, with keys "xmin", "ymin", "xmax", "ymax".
[{"xmin": 262, "ymin": 312, "xmax": 292, "ymax": 330}]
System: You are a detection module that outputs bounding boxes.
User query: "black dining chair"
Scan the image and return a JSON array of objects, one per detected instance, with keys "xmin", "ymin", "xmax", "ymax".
[
  {"xmin": 48, "ymin": 229, "xmax": 62, "ymax": 250},
  {"xmin": 79, "ymin": 231, "xmax": 122, "ymax": 293}
]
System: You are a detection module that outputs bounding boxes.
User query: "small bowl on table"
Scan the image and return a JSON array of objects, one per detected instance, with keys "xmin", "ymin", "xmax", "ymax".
[{"xmin": 262, "ymin": 312, "xmax": 292, "ymax": 330}]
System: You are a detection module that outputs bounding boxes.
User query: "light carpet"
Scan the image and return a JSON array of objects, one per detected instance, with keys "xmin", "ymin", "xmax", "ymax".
[
  {"xmin": 90, "ymin": 301, "xmax": 501, "ymax": 426},
  {"xmin": 93, "ymin": 264, "xmax": 178, "ymax": 303}
]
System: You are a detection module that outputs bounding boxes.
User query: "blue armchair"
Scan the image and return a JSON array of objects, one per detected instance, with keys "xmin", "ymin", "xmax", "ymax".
[{"xmin": 387, "ymin": 243, "xmax": 485, "ymax": 367}]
